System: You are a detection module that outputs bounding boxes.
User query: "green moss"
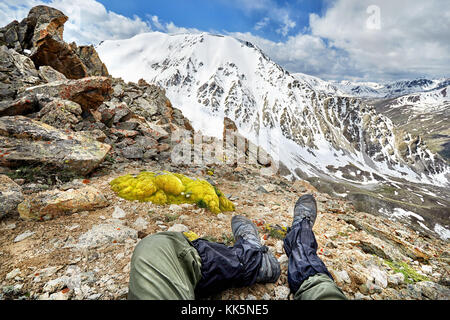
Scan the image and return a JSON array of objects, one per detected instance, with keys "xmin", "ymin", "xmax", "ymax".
[
  {"xmin": 109, "ymin": 170, "xmax": 235, "ymax": 214},
  {"xmin": 265, "ymin": 224, "xmax": 287, "ymax": 240},
  {"xmin": 384, "ymin": 260, "xmax": 430, "ymax": 284}
]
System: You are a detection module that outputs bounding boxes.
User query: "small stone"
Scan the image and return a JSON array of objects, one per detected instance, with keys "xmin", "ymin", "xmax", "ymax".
[
  {"xmin": 262, "ymin": 293, "xmax": 271, "ymax": 300},
  {"xmin": 168, "ymin": 224, "xmax": 188, "ymax": 233},
  {"xmin": 14, "ymin": 230, "xmax": 35, "ymax": 242},
  {"xmin": 112, "ymin": 206, "xmax": 126, "ymax": 219},
  {"xmin": 5, "ymin": 268, "xmax": 21, "ymax": 280},
  {"xmin": 369, "ymin": 266, "xmax": 388, "ymax": 288},
  {"xmin": 132, "ymin": 217, "xmax": 148, "ymax": 231},
  {"xmin": 274, "ymin": 286, "xmax": 290, "ymax": 300},
  {"xmin": 388, "ymin": 273, "xmax": 405, "ymax": 287},
  {"xmin": 278, "ymin": 254, "xmax": 289, "ymax": 266},
  {"xmin": 275, "ymin": 240, "xmax": 284, "ymax": 254},
  {"xmin": 331, "ymin": 269, "xmax": 351, "ymax": 284},
  {"xmin": 421, "ymin": 265, "xmax": 433, "ymax": 275},
  {"xmin": 246, "ymin": 294, "xmax": 257, "ymax": 300},
  {"xmin": 43, "ymin": 277, "xmax": 68, "ymax": 293},
  {"xmin": 169, "ymin": 204, "xmax": 182, "ymax": 212}
]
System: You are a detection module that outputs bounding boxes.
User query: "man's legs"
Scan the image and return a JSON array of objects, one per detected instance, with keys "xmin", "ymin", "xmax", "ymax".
[
  {"xmin": 128, "ymin": 231, "xmax": 202, "ymax": 300},
  {"xmin": 128, "ymin": 217, "xmax": 280, "ymax": 299},
  {"xmin": 284, "ymin": 195, "xmax": 347, "ymax": 300}
]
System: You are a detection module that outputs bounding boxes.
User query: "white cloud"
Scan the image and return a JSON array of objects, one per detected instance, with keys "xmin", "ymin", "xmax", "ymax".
[
  {"xmin": 254, "ymin": 17, "xmax": 269, "ymax": 31},
  {"xmin": 223, "ymin": 0, "xmax": 296, "ymax": 37},
  {"xmin": 308, "ymin": 0, "xmax": 450, "ymax": 80}
]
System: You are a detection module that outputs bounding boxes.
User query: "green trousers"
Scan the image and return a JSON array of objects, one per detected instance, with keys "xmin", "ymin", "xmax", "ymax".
[{"xmin": 128, "ymin": 232, "xmax": 346, "ymax": 300}]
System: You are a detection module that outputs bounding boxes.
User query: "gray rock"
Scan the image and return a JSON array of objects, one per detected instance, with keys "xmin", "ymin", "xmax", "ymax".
[
  {"xmin": 5, "ymin": 268, "xmax": 21, "ymax": 280},
  {"xmin": 0, "ymin": 116, "xmax": 111, "ymax": 176},
  {"xmin": 14, "ymin": 230, "xmax": 35, "ymax": 242},
  {"xmin": 112, "ymin": 206, "xmax": 126, "ymax": 219},
  {"xmin": 76, "ymin": 223, "xmax": 138, "ymax": 249},
  {"xmin": 38, "ymin": 65, "xmax": 67, "ymax": 82},
  {"xmin": 0, "ymin": 175, "xmax": 24, "ymax": 219},
  {"xmin": 274, "ymin": 286, "xmax": 290, "ymax": 300},
  {"xmin": 167, "ymin": 224, "xmax": 188, "ymax": 233},
  {"xmin": 414, "ymin": 281, "xmax": 450, "ymax": 300}
]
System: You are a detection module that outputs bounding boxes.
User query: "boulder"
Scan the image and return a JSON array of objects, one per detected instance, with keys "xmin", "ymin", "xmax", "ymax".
[
  {"xmin": 22, "ymin": 76, "xmax": 112, "ymax": 112},
  {"xmin": 74, "ymin": 45, "xmax": 109, "ymax": 77},
  {"xmin": 0, "ymin": 116, "xmax": 111, "ymax": 175},
  {"xmin": 17, "ymin": 186, "xmax": 108, "ymax": 221},
  {"xmin": 0, "ymin": 175, "xmax": 24, "ymax": 219},
  {"xmin": 0, "ymin": 94, "xmax": 39, "ymax": 117},
  {"xmin": 37, "ymin": 99, "xmax": 83, "ymax": 129},
  {"xmin": 0, "ymin": 20, "xmax": 28, "ymax": 52},
  {"xmin": 26, "ymin": 6, "xmax": 88, "ymax": 79},
  {"xmin": 0, "ymin": 45, "xmax": 42, "ymax": 101},
  {"xmin": 38, "ymin": 65, "xmax": 67, "ymax": 82}
]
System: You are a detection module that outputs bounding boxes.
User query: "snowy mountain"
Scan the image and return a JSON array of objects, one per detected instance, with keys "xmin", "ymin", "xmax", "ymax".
[
  {"xmin": 306, "ymin": 76, "xmax": 450, "ymax": 100},
  {"xmin": 97, "ymin": 32, "xmax": 449, "ymax": 187}
]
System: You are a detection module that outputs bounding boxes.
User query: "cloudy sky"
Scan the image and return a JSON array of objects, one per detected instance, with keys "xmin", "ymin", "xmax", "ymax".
[{"xmin": 1, "ymin": 0, "xmax": 449, "ymax": 82}]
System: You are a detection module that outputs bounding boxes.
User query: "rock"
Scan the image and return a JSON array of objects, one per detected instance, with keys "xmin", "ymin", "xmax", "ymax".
[
  {"xmin": 0, "ymin": 94, "xmax": 39, "ymax": 117},
  {"xmin": 25, "ymin": 6, "xmax": 88, "ymax": 79},
  {"xmin": 133, "ymin": 97, "xmax": 158, "ymax": 117},
  {"xmin": 38, "ymin": 65, "xmax": 67, "ymax": 82},
  {"xmin": 0, "ymin": 20, "xmax": 28, "ymax": 52},
  {"xmin": 262, "ymin": 293, "xmax": 271, "ymax": 300},
  {"xmin": 278, "ymin": 254, "xmax": 289, "ymax": 267},
  {"xmin": 112, "ymin": 206, "xmax": 126, "ymax": 219},
  {"xmin": 37, "ymin": 99, "xmax": 83, "ymax": 129},
  {"xmin": 275, "ymin": 240, "xmax": 284, "ymax": 254},
  {"xmin": 421, "ymin": 265, "xmax": 433, "ymax": 275},
  {"xmin": 274, "ymin": 286, "xmax": 290, "ymax": 300},
  {"xmin": 0, "ymin": 175, "xmax": 24, "ymax": 219},
  {"xmin": 368, "ymin": 265, "xmax": 388, "ymax": 288},
  {"xmin": 76, "ymin": 223, "xmax": 138, "ymax": 249},
  {"xmin": 168, "ymin": 224, "xmax": 189, "ymax": 233},
  {"xmin": 121, "ymin": 145, "xmax": 144, "ymax": 160},
  {"xmin": 17, "ymin": 186, "xmax": 108, "ymax": 221},
  {"xmin": 331, "ymin": 269, "xmax": 351, "ymax": 284},
  {"xmin": 13, "ymin": 230, "xmax": 35, "ymax": 242},
  {"xmin": 139, "ymin": 121, "xmax": 170, "ymax": 141},
  {"xmin": 414, "ymin": 281, "xmax": 450, "ymax": 300},
  {"xmin": 132, "ymin": 217, "xmax": 148, "ymax": 231},
  {"xmin": 169, "ymin": 204, "xmax": 182, "ymax": 212},
  {"xmin": 0, "ymin": 45, "xmax": 42, "ymax": 102},
  {"xmin": 388, "ymin": 273, "xmax": 405, "ymax": 287},
  {"xmin": 0, "ymin": 116, "xmax": 111, "ymax": 175},
  {"xmin": 357, "ymin": 240, "xmax": 392, "ymax": 260},
  {"xmin": 74, "ymin": 45, "xmax": 109, "ymax": 77},
  {"xmin": 5, "ymin": 268, "xmax": 21, "ymax": 280},
  {"xmin": 22, "ymin": 76, "xmax": 112, "ymax": 112},
  {"xmin": 43, "ymin": 277, "xmax": 68, "ymax": 293}
]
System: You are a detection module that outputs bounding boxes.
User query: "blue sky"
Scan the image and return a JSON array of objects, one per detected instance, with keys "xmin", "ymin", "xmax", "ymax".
[
  {"xmin": 1, "ymin": 0, "xmax": 449, "ymax": 82},
  {"xmin": 95, "ymin": 0, "xmax": 326, "ymax": 42}
]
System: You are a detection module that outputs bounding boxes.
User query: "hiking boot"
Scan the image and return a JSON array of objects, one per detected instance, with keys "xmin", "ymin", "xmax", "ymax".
[
  {"xmin": 292, "ymin": 194, "xmax": 317, "ymax": 229},
  {"xmin": 231, "ymin": 215, "xmax": 280, "ymax": 283}
]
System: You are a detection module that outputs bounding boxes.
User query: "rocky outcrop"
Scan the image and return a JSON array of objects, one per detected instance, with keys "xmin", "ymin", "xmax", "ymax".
[
  {"xmin": 0, "ymin": 45, "xmax": 42, "ymax": 102},
  {"xmin": 0, "ymin": 175, "xmax": 24, "ymax": 218},
  {"xmin": 0, "ymin": 5, "xmax": 107, "ymax": 80},
  {"xmin": 22, "ymin": 76, "xmax": 112, "ymax": 112},
  {"xmin": 0, "ymin": 116, "xmax": 111, "ymax": 175},
  {"xmin": 17, "ymin": 186, "xmax": 108, "ymax": 221},
  {"xmin": 74, "ymin": 45, "xmax": 109, "ymax": 77}
]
